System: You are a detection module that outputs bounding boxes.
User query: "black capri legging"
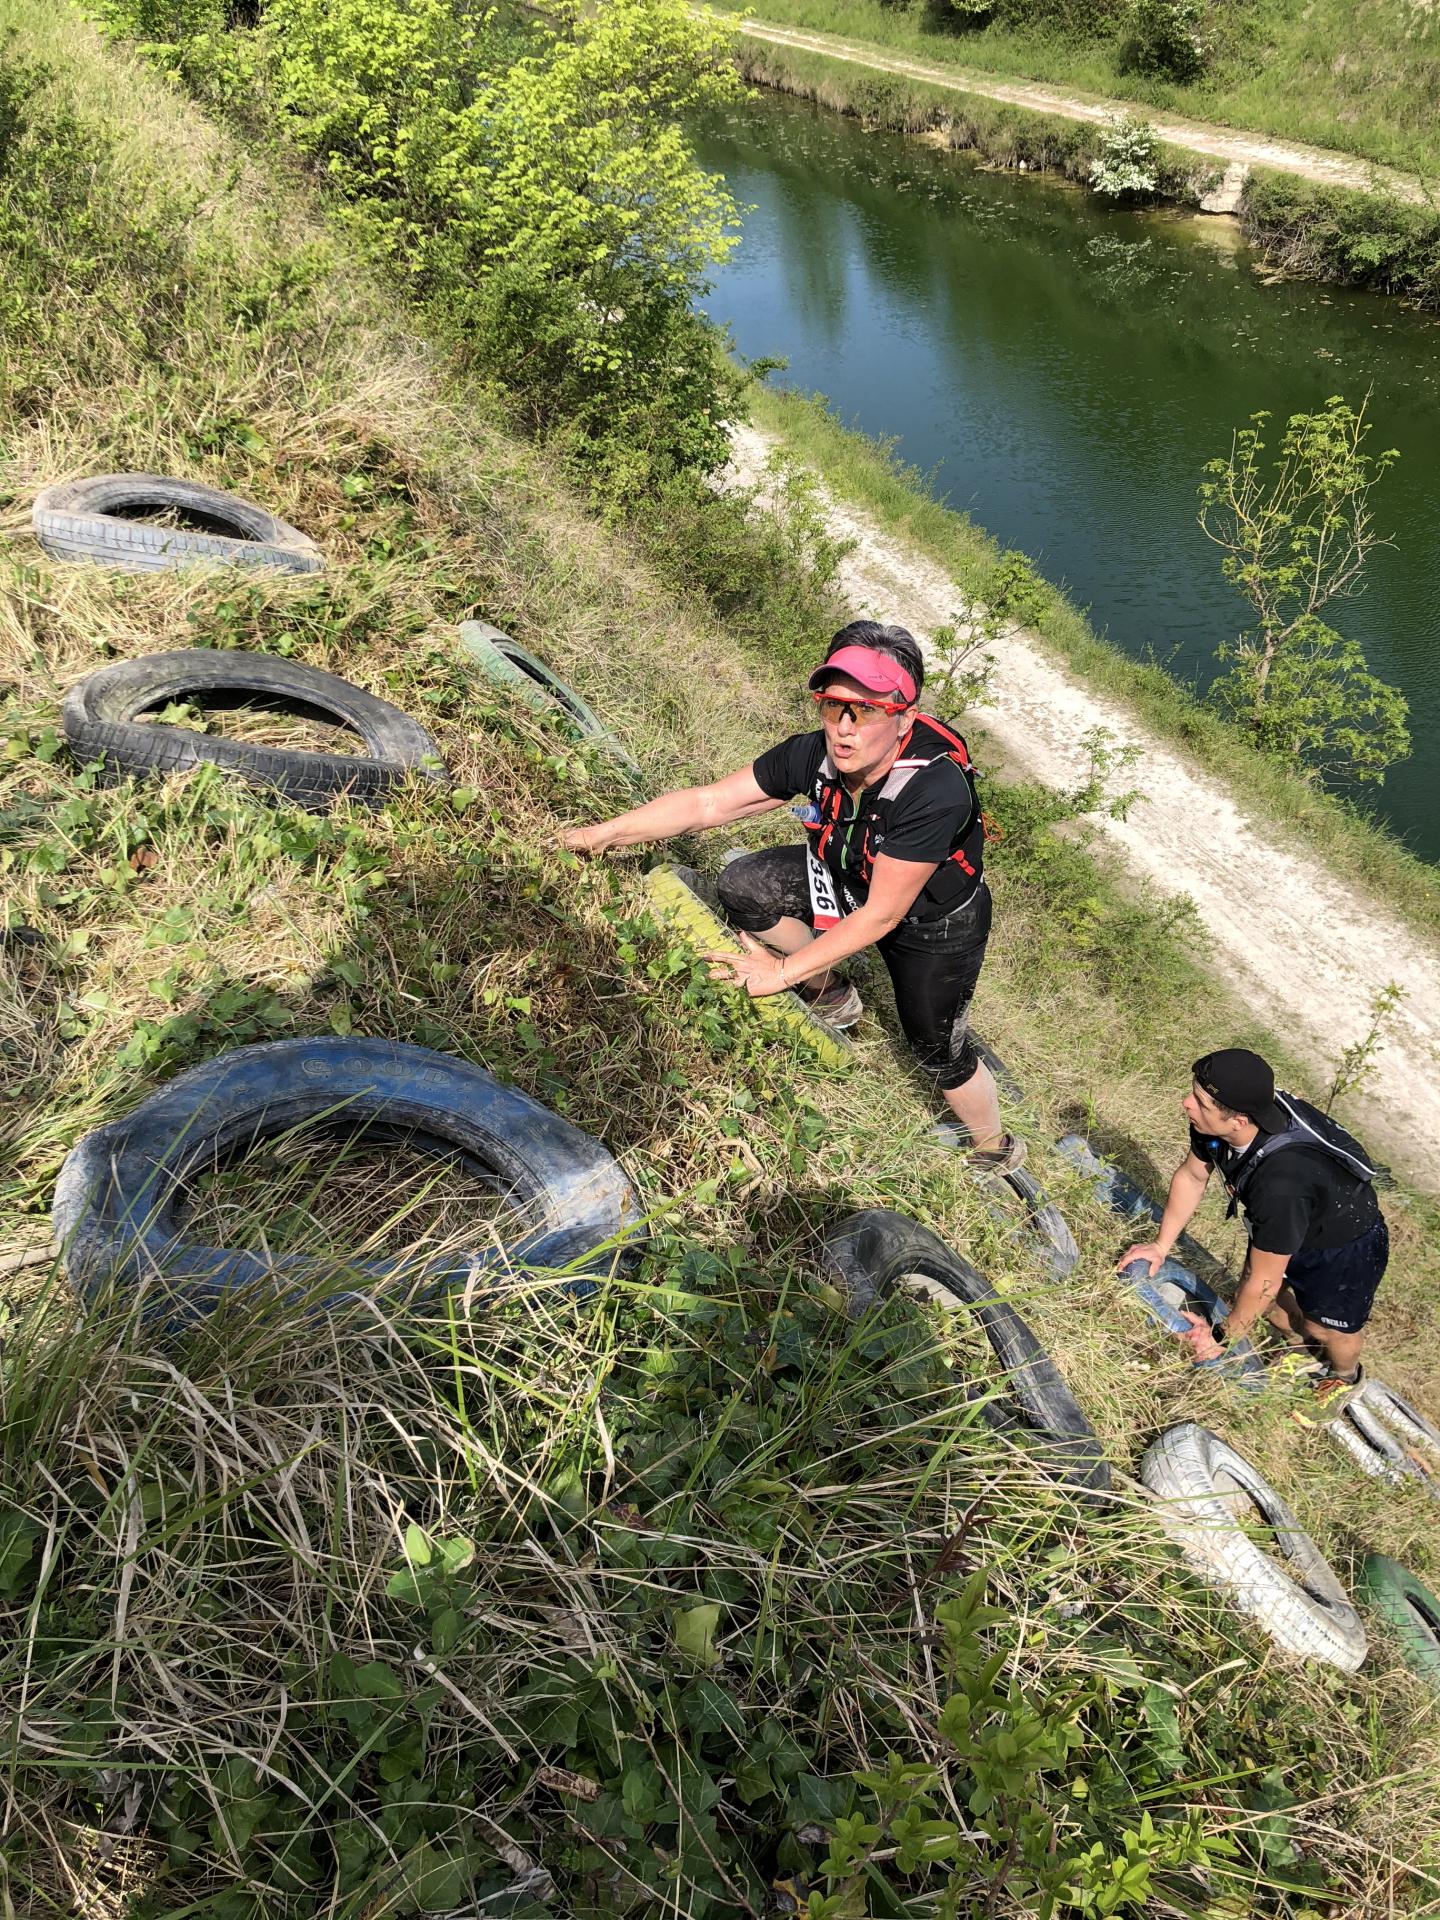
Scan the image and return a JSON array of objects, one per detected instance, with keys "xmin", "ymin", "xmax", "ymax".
[{"xmin": 716, "ymin": 845, "xmax": 991, "ymax": 1092}]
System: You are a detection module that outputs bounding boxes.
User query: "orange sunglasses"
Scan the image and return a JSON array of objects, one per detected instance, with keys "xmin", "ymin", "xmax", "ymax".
[{"xmin": 811, "ymin": 690, "xmax": 910, "ymax": 723}]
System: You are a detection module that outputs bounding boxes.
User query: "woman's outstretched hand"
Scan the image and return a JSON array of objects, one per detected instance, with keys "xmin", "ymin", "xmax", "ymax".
[
  {"xmin": 560, "ymin": 823, "xmax": 615, "ymax": 854},
  {"xmin": 706, "ymin": 931, "xmax": 790, "ymax": 1000}
]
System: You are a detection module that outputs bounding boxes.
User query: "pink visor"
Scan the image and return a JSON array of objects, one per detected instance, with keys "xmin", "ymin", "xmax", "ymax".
[{"xmin": 807, "ymin": 645, "xmax": 916, "ymax": 707}]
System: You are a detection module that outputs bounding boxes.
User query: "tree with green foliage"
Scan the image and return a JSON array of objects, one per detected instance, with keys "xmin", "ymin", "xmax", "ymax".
[
  {"xmin": 97, "ymin": 0, "xmax": 746, "ymax": 490},
  {"xmin": 1198, "ymin": 396, "xmax": 1409, "ymax": 784}
]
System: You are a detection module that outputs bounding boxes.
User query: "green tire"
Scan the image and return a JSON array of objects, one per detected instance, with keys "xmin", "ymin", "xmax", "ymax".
[
  {"xmin": 457, "ymin": 620, "xmax": 641, "ymax": 782},
  {"xmin": 1356, "ymin": 1554, "xmax": 1440, "ymax": 1686},
  {"xmin": 644, "ymin": 866, "xmax": 852, "ymax": 1073}
]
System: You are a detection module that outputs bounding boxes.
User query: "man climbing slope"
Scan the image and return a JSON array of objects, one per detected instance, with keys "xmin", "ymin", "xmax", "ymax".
[{"xmin": 1118, "ymin": 1048, "xmax": 1388, "ymax": 1416}]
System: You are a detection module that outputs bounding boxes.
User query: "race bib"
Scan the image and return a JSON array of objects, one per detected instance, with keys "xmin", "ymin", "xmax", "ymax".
[{"xmin": 806, "ymin": 847, "xmax": 842, "ymax": 929}]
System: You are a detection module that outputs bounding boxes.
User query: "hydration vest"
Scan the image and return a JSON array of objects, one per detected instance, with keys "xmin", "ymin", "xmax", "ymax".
[
  {"xmin": 1209, "ymin": 1093, "xmax": 1378, "ymax": 1222},
  {"xmin": 802, "ymin": 713, "xmax": 985, "ymax": 914}
]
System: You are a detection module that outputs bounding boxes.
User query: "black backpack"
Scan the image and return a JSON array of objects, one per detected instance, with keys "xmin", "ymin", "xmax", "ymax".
[{"xmin": 1217, "ymin": 1093, "xmax": 1377, "ymax": 1219}]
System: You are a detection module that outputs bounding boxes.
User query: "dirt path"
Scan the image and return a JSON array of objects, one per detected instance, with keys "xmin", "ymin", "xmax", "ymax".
[
  {"xmin": 739, "ymin": 17, "xmax": 1432, "ymax": 206},
  {"xmin": 728, "ymin": 422, "xmax": 1440, "ymax": 1191}
]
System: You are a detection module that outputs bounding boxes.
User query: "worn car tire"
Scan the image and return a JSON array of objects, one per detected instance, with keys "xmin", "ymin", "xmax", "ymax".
[
  {"xmin": 1140, "ymin": 1423, "xmax": 1366, "ymax": 1671},
  {"xmin": 823, "ymin": 1209, "xmax": 1110, "ymax": 1492},
  {"xmin": 1355, "ymin": 1555, "xmax": 1440, "ymax": 1685},
  {"xmin": 33, "ymin": 474, "xmax": 322, "ymax": 575},
  {"xmin": 1056, "ymin": 1132, "xmax": 1213, "ymax": 1270},
  {"xmin": 1116, "ymin": 1259, "xmax": 1266, "ymax": 1389},
  {"xmin": 1328, "ymin": 1379, "xmax": 1440, "ymax": 1500},
  {"xmin": 645, "ymin": 865, "xmax": 852, "ymax": 1072},
  {"xmin": 63, "ymin": 650, "xmax": 443, "ymax": 808},
  {"xmin": 997, "ymin": 1166, "xmax": 1080, "ymax": 1279},
  {"xmin": 458, "ymin": 620, "xmax": 641, "ymax": 780},
  {"xmin": 1058, "ymin": 1133, "xmax": 1259, "ymax": 1386},
  {"xmin": 53, "ymin": 1036, "xmax": 645, "ymax": 1328}
]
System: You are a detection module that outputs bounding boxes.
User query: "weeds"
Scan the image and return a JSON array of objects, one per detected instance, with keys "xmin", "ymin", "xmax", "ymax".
[{"xmin": 1325, "ymin": 982, "xmax": 1409, "ymax": 1116}]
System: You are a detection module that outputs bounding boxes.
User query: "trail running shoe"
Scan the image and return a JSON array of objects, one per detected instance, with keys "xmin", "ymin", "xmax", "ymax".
[
  {"xmin": 1267, "ymin": 1349, "xmax": 1326, "ymax": 1388},
  {"xmin": 929, "ymin": 1123, "xmax": 1028, "ymax": 1173},
  {"xmin": 796, "ymin": 979, "xmax": 864, "ymax": 1029},
  {"xmin": 967, "ymin": 1131, "xmax": 1029, "ymax": 1174},
  {"xmin": 1292, "ymin": 1363, "xmax": 1365, "ymax": 1426}
]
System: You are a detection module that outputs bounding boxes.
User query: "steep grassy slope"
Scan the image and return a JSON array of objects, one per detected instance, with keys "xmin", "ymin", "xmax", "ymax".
[{"xmin": 3, "ymin": 7, "xmax": 1440, "ymax": 1916}]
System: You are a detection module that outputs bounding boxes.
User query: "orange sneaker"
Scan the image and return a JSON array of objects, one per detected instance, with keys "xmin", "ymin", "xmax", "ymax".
[{"xmin": 1292, "ymin": 1365, "xmax": 1365, "ymax": 1426}]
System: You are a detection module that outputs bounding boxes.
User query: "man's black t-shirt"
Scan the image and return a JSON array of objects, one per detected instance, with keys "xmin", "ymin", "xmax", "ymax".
[
  {"xmin": 1188, "ymin": 1124, "xmax": 1380, "ymax": 1256},
  {"xmin": 752, "ymin": 728, "xmax": 977, "ymax": 920}
]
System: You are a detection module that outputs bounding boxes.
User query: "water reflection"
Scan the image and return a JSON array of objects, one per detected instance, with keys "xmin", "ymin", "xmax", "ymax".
[{"xmin": 693, "ymin": 92, "xmax": 1440, "ymax": 858}]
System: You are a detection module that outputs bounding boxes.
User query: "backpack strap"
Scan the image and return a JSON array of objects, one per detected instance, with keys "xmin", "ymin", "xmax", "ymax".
[{"xmin": 1220, "ymin": 1094, "xmax": 1376, "ymax": 1219}]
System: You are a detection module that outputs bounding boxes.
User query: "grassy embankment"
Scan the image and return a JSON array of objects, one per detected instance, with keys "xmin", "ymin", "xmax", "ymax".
[
  {"xmin": 730, "ymin": 23, "xmax": 1440, "ymax": 306},
  {"xmin": 5, "ymin": 4, "xmax": 1440, "ymax": 1915}
]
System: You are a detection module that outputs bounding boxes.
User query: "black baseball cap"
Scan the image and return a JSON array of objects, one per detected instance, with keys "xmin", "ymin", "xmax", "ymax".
[{"xmin": 1191, "ymin": 1049, "xmax": 1287, "ymax": 1132}]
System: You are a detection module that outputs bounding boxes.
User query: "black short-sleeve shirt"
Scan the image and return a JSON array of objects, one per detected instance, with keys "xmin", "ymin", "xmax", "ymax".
[
  {"xmin": 1188, "ymin": 1125, "xmax": 1380, "ymax": 1256},
  {"xmin": 752, "ymin": 729, "xmax": 977, "ymax": 918}
]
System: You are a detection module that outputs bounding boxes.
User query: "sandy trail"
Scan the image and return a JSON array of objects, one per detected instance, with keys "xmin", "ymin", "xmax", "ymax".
[
  {"xmin": 729, "ymin": 423, "xmax": 1440, "ymax": 1191},
  {"xmin": 739, "ymin": 18, "xmax": 1432, "ymax": 206}
]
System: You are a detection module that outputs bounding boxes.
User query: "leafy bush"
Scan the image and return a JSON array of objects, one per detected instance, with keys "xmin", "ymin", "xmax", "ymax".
[
  {"xmin": 1087, "ymin": 114, "xmax": 1159, "ymax": 195},
  {"xmin": 1243, "ymin": 170, "xmax": 1440, "ymax": 308},
  {"xmin": 96, "ymin": 0, "xmax": 746, "ymax": 491},
  {"xmin": 929, "ymin": 0, "xmax": 999, "ymax": 31},
  {"xmin": 1117, "ymin": 0, "xmax": 1206, "ymax": 80},
  {"xmin": 1214, "ymin": 614, "xmax": 1411, "ymax": 785}
]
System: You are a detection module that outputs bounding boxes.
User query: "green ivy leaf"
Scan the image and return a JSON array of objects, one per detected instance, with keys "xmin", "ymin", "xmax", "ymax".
[{"xmin": 672, "ymin": 1601, "xmax": 723, "ymax": 1668}]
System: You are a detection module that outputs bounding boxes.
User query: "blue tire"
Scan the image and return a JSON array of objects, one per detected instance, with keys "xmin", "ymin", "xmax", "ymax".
[
  {"xmin": 1057, "ymin": 1133, "xmax": 1264, "ymax": 1389},
  {"xmin": 53, "ymin": 1037, "xmax": 645, "ymax": 1329}
]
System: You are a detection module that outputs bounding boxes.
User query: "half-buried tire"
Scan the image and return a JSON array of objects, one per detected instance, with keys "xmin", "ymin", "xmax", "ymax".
[
  {"xmin": 1058, "ymin": 1132, "xmax": 1262, "ymax": 1387},
  {"xmin": 1355, "ymin": 1555, "xmax": 1440, "ymax": 1686},
  {"xmin": 458, "ymin": 620, "xmax": 641, "ymax": 781},
  {"xmin": 1140, "ymin": 1423, "xmax": 1366, "ymax": 1671},
  {"xmin": 996, "ymin": 1166, "xmax": 1080, "ymax": 1280},
  {"xmin": 63, "ymin": 649, "xmax": 443, "ymax": 809},
  {"xmin": 53, "ymin": 1037, "xmax": 645, "ymax": 1329},
  {"xmin": 1328, "ymin": 1379, "xmax": 1440, "ymax": 1501},
  {"xmin": 822, "ymin": 1209, "xmax": 1110, "ymax": 1493},
  {"xmin": 33, "ymin": 474, "xmax": 322, "ymax": 575}
]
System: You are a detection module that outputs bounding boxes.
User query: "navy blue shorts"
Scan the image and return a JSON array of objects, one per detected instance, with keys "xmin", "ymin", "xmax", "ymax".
[{"xmin": 1283, "ymin": 1217, "xmax": 1389, "ymax": 1334}]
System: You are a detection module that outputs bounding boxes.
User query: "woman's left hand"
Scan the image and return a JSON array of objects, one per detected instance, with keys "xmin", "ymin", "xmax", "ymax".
[{"xmin": 705, "ymin": 931, "xmax": 790, "ymax": 999}]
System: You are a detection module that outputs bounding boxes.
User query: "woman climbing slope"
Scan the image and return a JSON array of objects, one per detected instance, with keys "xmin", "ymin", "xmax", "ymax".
[{"xmin": 561, "ymin": 621, "xmax": 1021, "ymax": 1169}]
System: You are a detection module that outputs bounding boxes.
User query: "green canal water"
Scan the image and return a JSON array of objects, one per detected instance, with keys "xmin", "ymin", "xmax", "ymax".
[{"xmin": 691, "ymin": 91, "xmax": 1440, "ymax": 861}]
